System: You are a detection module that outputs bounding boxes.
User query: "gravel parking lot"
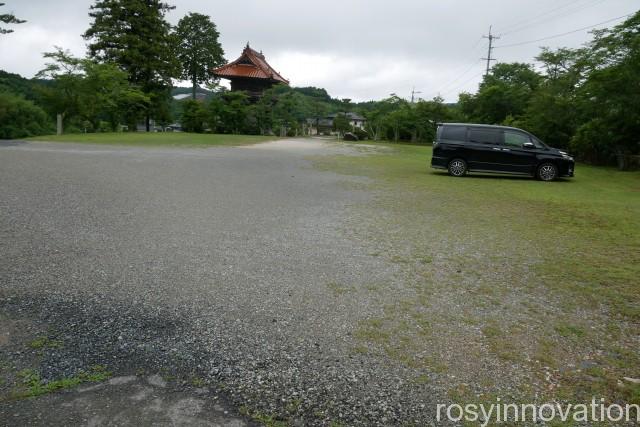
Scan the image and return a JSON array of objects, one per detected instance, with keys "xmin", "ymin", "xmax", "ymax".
[{"xmin": 0, "ymin": 139, "xmax": 437, "ymax": 425}]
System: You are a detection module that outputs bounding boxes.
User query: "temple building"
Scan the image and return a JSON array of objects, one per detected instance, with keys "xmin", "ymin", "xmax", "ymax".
[{"xmin": 212, "ymin": 44, "xmax": 289, "ymax": 99}]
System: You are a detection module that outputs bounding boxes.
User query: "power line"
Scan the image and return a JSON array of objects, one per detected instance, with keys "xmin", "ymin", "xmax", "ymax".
[
  {"xmin": 467, "ymin": 36, "xmax": 484, "ymax": 52},
  {"xmin": 499, "ymin": 0, "xmax": 607, "ymax": 36},
  {"xmin": 498, "ymin": 0, "xmax": 592, "ymax": 35},
  {"xmin": 438, "ymin": 59, "xmax": 483, "ymax": 92},
  {"xmin": 424, "ymin": 59, "xmax": 483, "ymax": 100},
  {"xmin": 439, "ymin": 71, "xmax": 485, "ymax": 99},
  {"xmin": 427, "ymin": 32, "xmax": 491, "ymax": 100},
  {"xmin": 422, "ymin": 37, "xmax": 485, "ymax": 99},
  {"xmin": 494, "ymin": 12, "xmax": 633, "ymax": 49},
  {"xmin": 439, "ymin": 36, "xmax": 484, "ymax": 79},
  {"xmin": 497, "ymin": 0, "xmax": 585, "ymax": 33}
]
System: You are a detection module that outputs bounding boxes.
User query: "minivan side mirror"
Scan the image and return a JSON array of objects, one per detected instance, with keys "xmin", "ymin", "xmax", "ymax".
[{"xmin": 523, "ymin": 142, "xmax": 536, "ymax": 149}]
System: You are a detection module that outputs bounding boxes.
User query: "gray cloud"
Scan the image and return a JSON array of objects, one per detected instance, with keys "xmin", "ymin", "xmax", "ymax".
[{"xmin": 1, "ymin": 0, "xmax": 637, "ymax": 101}]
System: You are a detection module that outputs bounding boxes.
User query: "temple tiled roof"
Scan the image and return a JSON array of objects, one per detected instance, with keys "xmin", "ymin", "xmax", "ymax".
[{"xmin": 212, "ymin": 44, "xmax": 289, "ymax": 84}]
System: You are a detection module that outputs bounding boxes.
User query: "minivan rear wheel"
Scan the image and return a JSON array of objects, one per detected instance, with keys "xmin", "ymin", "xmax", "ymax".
[
  {"xmin": 537, "ymin": 162, "xmax": 558, "ymax": 181},
  {"xmin": 448, "ymin": 158, "xmax": 467, "ymax": 177}
]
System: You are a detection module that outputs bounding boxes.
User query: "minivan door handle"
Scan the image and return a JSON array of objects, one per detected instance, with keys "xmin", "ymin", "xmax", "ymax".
[
  {"xmin": 492, "ymin": 147, "xmax": 501, "ymax": 151},
  {"xmin": 502, "ymin": 148, "xmax": 511, "ymax": 152}
]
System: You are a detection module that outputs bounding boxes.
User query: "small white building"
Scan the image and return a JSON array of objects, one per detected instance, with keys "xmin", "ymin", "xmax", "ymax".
[
  {"xmin": 308, "ymin": 112, "xmax": 367, "ymax": 135},
  {"xmin": 328, "ymin": 112, "xmax": 366, "ymax": 130}
]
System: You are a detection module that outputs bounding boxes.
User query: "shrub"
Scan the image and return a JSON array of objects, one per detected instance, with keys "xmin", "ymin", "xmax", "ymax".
[
  {"xmin": 98, "ymin": 121, "xmax": 112, "ymax": 132},
  {"xmin": 343, "ymin": 132, "xmax": 358, "ymax": 141},
  {"xmin": 353, "ymin": 127, "xmax": 369, "ymax": 140},
  {"xmin": 286, "ymin": 122, "xmax": 300, "ymax": 137},
  {"xmin": 570, "ymin": 118, "xmax": 615, "ymax": 165},
  {"xmin": 181, "ymin": 100, "xmax": 207, "ymax": 133},
  {"xmin": 0, "ymin": 92, "xmax": 53, "ymax": 138}
]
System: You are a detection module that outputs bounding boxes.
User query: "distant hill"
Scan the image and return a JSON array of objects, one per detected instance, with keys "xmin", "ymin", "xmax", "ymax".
[
  {"xmin": 171, "ymin": 86, "xmax": 215, "ymax": 101},
  {"xmin": 293, "ymin": 87, "xmax": 332, "ymax": 102},
  {"xmin": 0, "ymin": 70, "xmax": 51, "ymax": 100}
]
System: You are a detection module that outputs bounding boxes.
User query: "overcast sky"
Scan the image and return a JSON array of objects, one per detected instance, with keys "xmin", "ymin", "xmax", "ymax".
[{"xmin": 0, "ymin": 0, "xmax": 637, "ymax": 102}]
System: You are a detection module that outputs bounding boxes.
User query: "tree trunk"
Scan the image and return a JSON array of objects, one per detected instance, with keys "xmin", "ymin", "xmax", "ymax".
[
  {"xmin": 192, "ymin": 78, "xmax": 197, "ymax": 100},
  {"xmin": 56, "ymin": 113, "xmax": 64, "ymax": 135},
  {"xmin": 145, "ymin": 115, "xmax": 150, "ymax": 132}
]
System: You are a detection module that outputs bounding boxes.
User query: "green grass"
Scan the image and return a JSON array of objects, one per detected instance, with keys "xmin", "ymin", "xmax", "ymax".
[
  {"xmin": 25, "ymin": 132, "xmax": 277, "ymax": 147},
  {"xmin": 312, "ymin": 141, "xmax": 640, "ymax": 405},
  {"xmin": 28, "ymin": 336, "xmax": 63, "ymax": 350},
  {"xmin": 326, "ymin": 282, "xmax": 351, "ymax": 296},
  {"xmin": 9, "ymin": 365, "xmax": 111, "ymax": 400},
  {"xmin": 238, "ymin": 405, "xmax": 289, "ymax": 427}
]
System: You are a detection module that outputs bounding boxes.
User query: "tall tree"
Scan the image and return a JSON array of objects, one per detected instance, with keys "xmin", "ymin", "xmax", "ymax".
[
  {"xmin": 333, "ymin": 113, "xmax": 351, "ymax": 138},
  {"xmin": 459, "ymin": 62, "xmax": 541, "ymax": 124},
  {"xmin": 0, "ymin": 2, "xmax": 25, "ymax": 34},
  {"xmin": 37, "ymin": 47, "xmax": 149, "ymax": 132},
  {"xmin": 175, "ymin": 13, "xmax": 225, "ymax": 100},
  {"xmin": 414, "ymin": 97, "xmax": 456, "ymax": 142},
  {"xmin": 208, "ymin": 91, "xmax": 249, "ymax": 134},
  {"xmin": 36, "ymin": 48, "xmax": 84, "ymax": 126},
  {"xmin": 181, "ymin": 99, "xmax": 207, "ymax": 132},
  {"xmin": 517, "ymin": 48, "xmax": 584, "ymax": 150},
  {"xmin": 571, "ymin": 11, "xmax": 640, "ymax": 167},
  {"xmin": 83, "ymin": 0, "xmax": 180, "ymax": 131}
]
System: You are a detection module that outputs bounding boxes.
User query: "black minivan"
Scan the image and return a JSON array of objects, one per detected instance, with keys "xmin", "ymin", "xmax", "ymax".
[{"xmin": 431, "ymin": 123, "xmax": 575, "ymax": 181}]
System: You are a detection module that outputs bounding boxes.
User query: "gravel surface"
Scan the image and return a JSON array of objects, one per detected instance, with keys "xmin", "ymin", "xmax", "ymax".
[{"xmin": 0, "ymin": 139, "xmax": 444, "ymax": 425}]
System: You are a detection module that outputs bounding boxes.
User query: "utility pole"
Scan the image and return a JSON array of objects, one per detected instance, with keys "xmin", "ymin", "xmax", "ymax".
[
  {"xmin": 411, "ymin": 87, "xmax": 422, "ymax": 103},
  {"xmin": 481, "ymin": 25, "xmax": 500, "ymax": 76}
]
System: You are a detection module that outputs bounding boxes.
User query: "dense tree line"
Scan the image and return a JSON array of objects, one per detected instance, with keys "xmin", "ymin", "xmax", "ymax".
[
  {"xmin": 174, "ymin": 85, "xmax": 458, "ymax": 140},
  {"xmin": 183, "ymin": 9, "xmax": 636, "ymax": 168},
  {"xmin": 179, "ymin": 85, "xmax": 331, "ymax": 136},
  {"xmin": 0, "ymin": 0, "xmax": 224, "ymax": 133},
  {"xmin": 459, "ymin": 12, "xmax": 640, "ymax": 168},
  {"xmin": 0, "ymin": 0, "xmax": 637, "ymax": 167}
]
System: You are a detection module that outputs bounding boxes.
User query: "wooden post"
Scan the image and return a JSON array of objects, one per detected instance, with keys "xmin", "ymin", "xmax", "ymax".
[{"xmin": 56, "ymin": 114, "xmax": 63, "ymax": 135}]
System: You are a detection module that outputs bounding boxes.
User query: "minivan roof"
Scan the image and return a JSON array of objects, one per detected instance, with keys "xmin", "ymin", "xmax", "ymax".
[{"xmin": 437, "ymin": 123, "xmax": 527, "ymax": 132}]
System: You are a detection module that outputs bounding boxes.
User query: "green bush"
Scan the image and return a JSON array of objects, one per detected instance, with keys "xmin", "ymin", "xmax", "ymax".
[
  {"xmin": 81, "ymin": 120, "xmax": 94, "ymax": 133},
  {"xmin": 570, "ymin": 118, "xmax": 615, "ymax": 165},
  {"xmin": 0, "ymin": 92, "xmax": 53, "ymax": 138},
  {"xmin": 353, "ymin": 127, "xmax": 369, "ymax": 140},
  {"xmin": 181, "ymin": 100, "xmax": 207, "ymax": 133},
  {"xmin": 286, "ymin": 122, "xmax": 300, "ymax": 137},
  {"xmin": 98, "ymin": 121, "xmax": 112, "ymax": 132}
]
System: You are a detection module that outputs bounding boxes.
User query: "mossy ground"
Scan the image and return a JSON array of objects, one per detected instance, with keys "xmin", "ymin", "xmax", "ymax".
[{"xmin": 11, "ymin": 366, "xmax": 111, "ymax": 399}]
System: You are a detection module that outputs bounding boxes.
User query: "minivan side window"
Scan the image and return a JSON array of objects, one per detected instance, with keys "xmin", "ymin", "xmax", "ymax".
[
  {"xmin": 468, "ymin": 128, "xmax": 501, "ymax": 145},
  {"xmin": 440, "ymin": 126, "xmax": 467, "ymax": 141},
  {"xmin": 530, "ymin": 137, "xmax": 546, "ymax": 149},
  {"xmin": 503, "ymin": 131, "xmax": 531, "ymax": 148}
]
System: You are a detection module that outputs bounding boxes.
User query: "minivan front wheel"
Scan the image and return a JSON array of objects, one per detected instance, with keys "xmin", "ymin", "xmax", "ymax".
[
  {"xmin": 537, "ymin": 162, "xmax": 558, "ymax": 181},
  {"xmin": 448, "ymin": 159, "xmax": 467, "ymax": 177}
]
